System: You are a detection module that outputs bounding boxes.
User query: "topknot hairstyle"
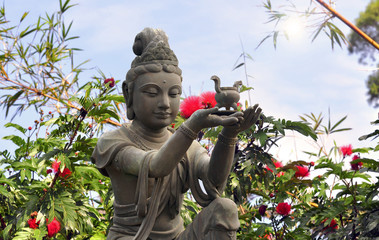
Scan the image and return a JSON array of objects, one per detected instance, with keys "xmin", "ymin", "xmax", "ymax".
[{"xmin": 123, "ymin": 28, "xmax": 182, "ymax": 120}]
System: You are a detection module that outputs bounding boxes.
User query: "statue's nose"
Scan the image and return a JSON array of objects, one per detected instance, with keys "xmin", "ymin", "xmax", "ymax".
[{"xmin": 157, "ymin": 95, "xmax": 170, "ymax": 109}]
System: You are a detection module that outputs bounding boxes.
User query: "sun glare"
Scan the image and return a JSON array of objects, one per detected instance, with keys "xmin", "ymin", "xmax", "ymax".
[{"xmin": 283, "ymin": 16, "xmax": 306, "ymax": 41}]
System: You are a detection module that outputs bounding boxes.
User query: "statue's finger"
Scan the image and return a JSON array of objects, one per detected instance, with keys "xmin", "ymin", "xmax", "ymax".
[
  {"xmin": 250, "ymin": 107, "xmax": 262, "ymax": 125},
  {"xmin": 221, "ymin": 117, "xmax": 239, "ymax": 126},
  {"xmin": 200, "ymin": 107, "xmax": 219, "ymax": 116},
  {"xmin": 230, "ymin": 111, "xmax": 243, "ymax": 118}
]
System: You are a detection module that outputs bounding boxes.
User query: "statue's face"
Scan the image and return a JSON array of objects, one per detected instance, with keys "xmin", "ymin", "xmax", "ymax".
[{"xmin": 132, "ymin": 71, "xmax": 182, "ymax": 130}]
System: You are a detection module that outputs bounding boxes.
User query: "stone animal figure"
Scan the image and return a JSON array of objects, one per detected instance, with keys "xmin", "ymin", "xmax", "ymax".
[{"xmin": 211, "ymin": 75, "xmax": 242, "ymax": 110}]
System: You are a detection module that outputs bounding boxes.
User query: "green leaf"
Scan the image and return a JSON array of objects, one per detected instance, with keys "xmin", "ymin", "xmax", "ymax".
[
  {"xmin": 233, "ymin": 62, "xmax": 245, "ymax": 71},
  {"xmin": 99, "ymin": 94, "xmax": 125, "ymax": 103},
  {"xmin": 40, "ymin": 117, "xmax": 58, "ymax": 126},
  {"xmin": 4, "ymin": 122, "xmax": 27, "ymax": 134},
  {"xmin": 273, "ymin": 31, "xmax": 279, "ymax": 49},
  {"xmin": 20, "ymin": 11, "xmax": 29, "ymax": 22},
  {"xmin": 20, "ymin": 169, "xmax": 26, "ymax": 183},
  {"xmin": 240, "ymin": 85, "xmax": 253, "ymax": 93},
  {"xmin": 20, "ymin": 27, "xmax": 36, "ymax": 38},
  {"xmin": 0, "ymin": 185, "xmax": 10, "ymax": 197},
  {"xmin": 34, "ymin": 228, "xmax": 47, "ymax": 240},
  {"xmin": 359, "ymin": 130, "xmax": 379, "ymax": 140},
  {"xmin": 13, "ymin": 228, "xmax": 33, "ymax": 240},
  {"xmin": 2, "ymin": 135, "xmax": 26, "ymax": 146},
  {"xmin": 5, "ymin": 90, "xmax": 24, "ymax": 117}
]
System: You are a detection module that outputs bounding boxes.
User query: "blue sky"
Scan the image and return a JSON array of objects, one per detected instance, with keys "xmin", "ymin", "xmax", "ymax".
[{"xmin": 1, "ymin": 0, "xmax": 378, "ymax": 162}]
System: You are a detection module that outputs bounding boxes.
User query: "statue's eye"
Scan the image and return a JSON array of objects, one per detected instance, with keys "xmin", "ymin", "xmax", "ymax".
[
  {"xmin": 169, "ymin": 87, "xmax": 181, "ymax": 98},
  {"xmin": 143, "ymin": 87, "xmax": 158, "ymax": 97}
]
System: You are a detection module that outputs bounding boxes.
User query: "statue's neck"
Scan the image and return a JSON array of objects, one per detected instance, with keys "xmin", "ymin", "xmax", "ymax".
[{"xmin": 130, "ymin": 120, "xmax": 169, "ymax": 144}]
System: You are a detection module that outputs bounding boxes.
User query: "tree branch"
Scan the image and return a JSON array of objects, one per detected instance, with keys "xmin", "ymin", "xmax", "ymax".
[
  {"xmin": 0, "ymin": 75, "xmax": 121, "ymax": 127},
  {"xmin": 315, "ymin": 0, "xmax": 379, "ymax": 51}
]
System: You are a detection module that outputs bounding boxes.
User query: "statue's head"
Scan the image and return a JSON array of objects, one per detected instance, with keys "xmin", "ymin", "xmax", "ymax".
[{"xmin": 123, "ymin": 28, "xmax": 183, "ymax": 122}]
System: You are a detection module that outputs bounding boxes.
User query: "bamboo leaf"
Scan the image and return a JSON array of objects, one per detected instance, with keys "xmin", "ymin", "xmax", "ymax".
[
  {"xmin": 233, "ymin": 62, "xmax": 245, "ymax": 71},
  {"xmin": 19, "ymin": 11, "xmax": 29, "ymax": 22}
]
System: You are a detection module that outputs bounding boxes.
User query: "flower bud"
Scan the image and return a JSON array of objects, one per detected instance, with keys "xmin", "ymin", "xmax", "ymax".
[
  {"xmin": 104, "ymin": 78, "xmax": 115, "ymax": 88},
  {"xmin": 259, "ymin": 205, "xmax": 267, "ymax": 216}
]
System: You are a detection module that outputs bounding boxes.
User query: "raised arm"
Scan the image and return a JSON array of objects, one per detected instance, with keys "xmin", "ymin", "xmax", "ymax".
[
  {"xmin": 149, "ymin": 107, "xmax": 244, "ymax": 177},
  {"xmin": 116, "ymin": 107, "xmax": 242, "ymax": 178},
  {"xmin": 207, "ymin": 104, "xmax": 262, "ymax": 187}
]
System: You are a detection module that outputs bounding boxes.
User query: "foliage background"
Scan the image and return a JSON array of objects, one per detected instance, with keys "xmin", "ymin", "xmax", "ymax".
[
  {"xmin": 1, "ymin": 0, "xmax": 378, "ymax": 239},
  {"xmin": 1, "ymin": 0, "xmax": 377, "ymax": 158}
]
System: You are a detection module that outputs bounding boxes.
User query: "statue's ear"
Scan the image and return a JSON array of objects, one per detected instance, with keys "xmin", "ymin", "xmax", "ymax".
[{"xmin": 122, "ymin": 81, "xmax": 135, "ymax": 120}]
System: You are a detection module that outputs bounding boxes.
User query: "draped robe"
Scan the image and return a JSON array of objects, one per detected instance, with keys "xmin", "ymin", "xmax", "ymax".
[{"xmin": 91, "ymin": 123, "xmax": 228, "ymax": 239}]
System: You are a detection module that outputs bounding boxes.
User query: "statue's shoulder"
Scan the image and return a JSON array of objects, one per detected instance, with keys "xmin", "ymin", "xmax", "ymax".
[
  {"xmin": 92, "ymin": 123, "xmax": 133, "ymax": 175},
  {"xmin": 97, "ymin": 123, "xmax": 132, "ymax": 143}
]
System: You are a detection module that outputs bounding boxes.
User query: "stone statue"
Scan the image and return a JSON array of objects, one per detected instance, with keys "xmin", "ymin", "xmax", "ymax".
[{"xmin": 91, "ymin": 28, "xmax": 262, "ymax": 240}]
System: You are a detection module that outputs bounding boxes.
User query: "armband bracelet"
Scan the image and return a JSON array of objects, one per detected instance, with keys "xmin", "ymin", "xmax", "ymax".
[
  {"xmin": 178, "ymin": 123, "xmax": 198, "ymax": 140},
  {"xmin": 218, "ymin": 133, "xmax": 238, "ymax": 147}
]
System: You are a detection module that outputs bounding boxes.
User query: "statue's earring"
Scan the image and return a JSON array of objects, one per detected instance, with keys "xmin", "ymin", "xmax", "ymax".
[{"xmin": 123, "ymin": 81, "xmax": 135, "ymax": 120}]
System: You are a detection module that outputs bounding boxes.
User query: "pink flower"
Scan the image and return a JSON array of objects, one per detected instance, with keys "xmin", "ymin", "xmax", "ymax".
[
  {"xmin": 276, "ymin": 202, "xmax": 291, "ymax": 216},
  {"xmin": 180, "ymin": 96, "xmax": 203, "ymax": 118},
  {"xmin": 104, "ymin": 78, "xmax": 115, "ymax": 88},
  {"xmin": 52, "ymin": 160, "xmax": 60, "ymax": 173},
  {"xmin": 28, "ymin": 218, "xmax": 39, "ymax": 229},
  {"xmin": 265, "ymin": 161, "xmax": 283, "ymax": 173},
  {"xmin": 340, "ymin": 144, "xmax": 353, "ymax": 157},
  {"xmin": 200, "ymin": 91, "xmax": 217, "ymax": 109},
  {"xmin": 295, "ymin": 165, "xmax": 310, "ymax": 178},
  {"xmin": 46, "ymin": 217, "xmax": 61, "ymax": 237},
  {"xmin": 350, "ymin": 155, "xmax": 363, "ymax": 171}
]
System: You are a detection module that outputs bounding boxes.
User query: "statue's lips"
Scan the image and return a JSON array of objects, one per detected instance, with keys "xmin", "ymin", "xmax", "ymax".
[{"xmin": 153, "ymin": 112, "xmax": 171, "ymax": 119}]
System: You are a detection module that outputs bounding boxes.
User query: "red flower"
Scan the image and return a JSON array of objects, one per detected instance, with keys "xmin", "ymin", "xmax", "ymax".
[
  {"xmin": 340, "ymin": 144, "xmax": 353, "ymax": 157},
  {"xmin": 310, "ymin": 161, "xmax": 315, "ymax": 166},
  {"xmin": 28, "ymin": 126, "xmax": 32, "ymax": 131},
  {"xmin": 27, "ymin": 218, "xmax": 39, "ymax": 229},
  {"xmin": 322, "ymin": 218, "xmax": 338, "ymax": 231},
  {"xmin": 200, "ymin": 91, "xmax": 217, "ymax": 109},
  {"xmin": 276, "ymin": 172, "xmax": 285, "ymax": 177},
  {"xmin": 51, "ymin": 159, "xmax": 71, "ymax": 178},
  {"xmin": 52, "ymin": 160, "xmax": 60, "ymax": 173},
  {"xmin": 180, "ymin": 96, "xmax": 203, "ymax": 118},
  {"xmin": 295, "ymin": 165, "xmax": 310, "ymax": 178},
  {"xmin": 259, "ymin": 205, "xmax": 267, "ymax": 216},
  {"xmin": 276, "ymin": 202, "xmax": 291, "ymax": 216},
  {"xmin": 46, "ymin": 169, "xmax": 52, "ymax": 174},
  {"xmin": 59, "ymin": 168, "xmax": 72, "ymax": 178},
  {"xmin": 46, "ymin": 217, "xmax": 61, "ymax": 237},
  {"xmin": 259, "ymin": 234, "xmax": 273, "ymax": 239},
  {"xmin": 329, "ymin": 219, "xmax": 338, "ymax": 229},
  {"xmin": 104, "ymin": 78, "xmax": 115, "ymax": 88},
  {"xmin": 350, "ymin": 155, "xmax": 363, "ymax": 171},
  {"xmin": 265, "ymin": 161, "xmax": 283, "ymax": 173}
]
